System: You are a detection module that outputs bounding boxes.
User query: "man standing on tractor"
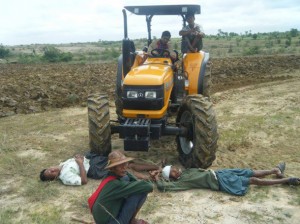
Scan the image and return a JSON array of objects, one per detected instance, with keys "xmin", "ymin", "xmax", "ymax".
[
  {"xmin": 148, "ymin": 30, "xmax": 177, "ymax": 60},
  {"xmin": 179, "ymin": 12, "xmax": 205, "ymax": 53}
]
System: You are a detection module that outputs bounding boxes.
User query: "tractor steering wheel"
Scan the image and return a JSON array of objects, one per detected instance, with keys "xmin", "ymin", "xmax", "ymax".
[{"xmin": 150, "ymin": 49, "xmax": 170, "ymax": 58}]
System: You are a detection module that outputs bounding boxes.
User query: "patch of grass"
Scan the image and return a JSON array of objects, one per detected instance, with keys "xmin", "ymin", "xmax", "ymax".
[
  {"xmin": 247, "ymin": 187, "xmax": 270, "ymax": 203},
  {"xmin": 151, "ymin": 216, "xmax": 166, "ymax": 224},
  {"xmin": 68, "ymin": 191, "xmax": 90, "ymax": 212},
  {"xmin": 288, "ymin": 187, "xmax": 300, "ymax": 206},
  {"xmin": 0, "ymin": 151, "xmax": 37, "ymax": 179},
  {"xmin": 218, "ymin": 115, "xmax": 271, "ymax": 151},
  {"xmin": 0, "ymin": 208, "xmax": 18, "ymax": 224},
  {"xmin": 283, "ymin": 212, "xmax": 292, "ymax": 218},
  {"xmin": 27, "ymin": 206, "xmax": 65, "ymax": 224},
  {"xmin": 140, "ymin": 195, "xmax": 159, "ymax": 215},
  {"xmin": 0, "ymin": 133, "xmax": 16, "ymax": 153},
  {"xmin": 22, "ymin": 179, "xmax": 59, "ymax": 202},
  {"xmin": 192, "ymin": 190, "xmax": 205, "ymax": 197},
  {"xmin": 205, "ymin": 213, "xmax": 222, "ymax": 221},
  {"xmin": 240, "ymin": 209, "xmax": 265, "ymax": 222}
]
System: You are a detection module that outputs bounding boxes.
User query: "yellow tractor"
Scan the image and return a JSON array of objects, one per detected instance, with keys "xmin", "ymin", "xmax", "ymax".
[{"xmin": 88, "ymin": 5, "xmax": 218, "ymax": 168}]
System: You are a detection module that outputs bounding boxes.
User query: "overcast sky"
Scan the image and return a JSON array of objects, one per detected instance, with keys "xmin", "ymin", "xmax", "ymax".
[{"xmin": 1, "ymin": 0, "xmax": 300, "ymax": 46}]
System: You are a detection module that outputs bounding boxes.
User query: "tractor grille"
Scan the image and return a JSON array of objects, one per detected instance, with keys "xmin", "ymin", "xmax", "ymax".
[{"xmin": 122, "ymin": 85, "xmax": 164, "ymax": 110}]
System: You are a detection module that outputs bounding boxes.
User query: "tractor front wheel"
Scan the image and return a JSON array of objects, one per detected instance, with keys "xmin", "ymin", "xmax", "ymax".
[
  {"xmin": 176, "ymin": 95, "xmax": 218, "ymax": 168},
  {"xmin": 87, "ymin": 93, "xmax": 111, "ymax": 156}
]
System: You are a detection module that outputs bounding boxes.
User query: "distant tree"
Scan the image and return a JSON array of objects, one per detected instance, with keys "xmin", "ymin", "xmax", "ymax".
[
  {"xmin": 60, "ymin": 52, "xmax": 73, "ymax": 62},
  {"xmin": 0, "ymin": 44, "xmax": 10, "ymax": 58},
  {"xmin": 42, "ymin": 46, "xmax": 73, "ymax": 62},
  {"xmin": 229, "ymin": 32, "xmax": 238, "ymax": 37},
  {"xmin": 265, "ymin": 40, "xmax": 273, "ymax": 48},
  {"xmin": 270, "ymin": 31, "xmax": 280, "ymax": 39},
  {"xmin": 217, "ymin": 29, "xmax": 228, "ymax": 38},
  {"xmin": 290, "ymin": 28, "xmax": 298, "ymax": 37},
  {"xmin": 236, "ymin": 37, "xmax": 242, "ymax": 47},
  {"xmin": 173, "ymin": 41, "xmax": 178, "ymax": 50},
  {"xmin": 276, "ymin": 38, "xmax": 281, "ymax": 44},
  {"xmin": 228, "ymin": 44, "xmax": 233, "ymax": 53},
  {"xmin": 285, "ymin": 36, "xmax": 292, "ymax": 47},
  {"xmin": 43, "ymin": 46, "xmax": 61, "ymax": 62},
  {"xmin": 244, "ymin": 46, "xmax": 260, "ymax": 55},
  {"xmin": 252, "ymin": 34, "xmax": 258, "ymax": 40}
]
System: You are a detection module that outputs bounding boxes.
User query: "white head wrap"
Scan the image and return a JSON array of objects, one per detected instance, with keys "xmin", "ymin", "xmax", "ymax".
[{"xmin": 162, "ymin": 165, "xmax": 172, "ymax": 180}]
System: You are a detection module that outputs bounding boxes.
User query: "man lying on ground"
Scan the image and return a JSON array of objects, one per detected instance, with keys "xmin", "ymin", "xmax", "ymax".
[
  {"xmin": 89, "ymin": 150, "xmax": 152, "ymax": 224},
  {"xmin": 39, "ymin": 151, "xmax": 159, "ymax": 185},
  {"xmin": 150, "ymin": 162, "xmax": 300, "ymax": 196}
]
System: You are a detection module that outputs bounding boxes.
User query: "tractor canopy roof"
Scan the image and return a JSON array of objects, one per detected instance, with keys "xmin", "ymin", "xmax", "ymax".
[{"xmin": 124, "ymin": 5, "xmax": 200, "ymax": 16}]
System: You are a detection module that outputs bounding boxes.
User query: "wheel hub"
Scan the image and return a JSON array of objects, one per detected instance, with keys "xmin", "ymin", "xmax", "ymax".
[{"xmin": 179, "ymin": 110, "xmax": 194, "ymax": 154}]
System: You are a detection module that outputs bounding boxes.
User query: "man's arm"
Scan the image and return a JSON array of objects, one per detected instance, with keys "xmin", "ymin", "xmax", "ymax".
[
  {"xmin": 147, "ymin": 40, "xmax": 158, "ymax": 56},
  {"xmin": 149, "ymin": 170, "xmax": 191, "ymax": 191},
  {"xmin": 179, "ymin": 25, "xmax": 205, "ymax": 38},
  {"xmin": 75, "ymin": 154, "xmax": 88, "ymax": 185},
  {"xmin": 167, "ymin": 42, "xmax": 177, "ymax": 60},
  {"xmin": 179, "ymin": 29, "xmax": 193, "ymax": 36}
]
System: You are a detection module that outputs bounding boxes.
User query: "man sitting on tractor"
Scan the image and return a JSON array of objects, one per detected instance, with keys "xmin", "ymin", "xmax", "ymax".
[
  {"xmin": 148, "ymin": 30, "xmax": 177, "ymax": 61},
  {"xmin": 179, "ymin": 12, "xmax": 205, "ymax": 53}
]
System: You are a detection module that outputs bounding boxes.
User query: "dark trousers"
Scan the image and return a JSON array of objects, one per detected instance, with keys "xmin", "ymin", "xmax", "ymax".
[
  {"xmin": 107, "ymin": 193, "xmax": 148, "ymax": 224},
  {"xmin": 85, "ymin": 152, "xmax": 108, "ymax": 179}
]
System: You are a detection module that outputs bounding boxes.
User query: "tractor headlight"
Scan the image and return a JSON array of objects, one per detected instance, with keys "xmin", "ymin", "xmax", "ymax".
[
  {"xmin": 127, "ymin": 91, "xmax": 138, "ymax": 98},
  {"xmin": 145, "ymin": 91, "xmax": 157, "ymax": 99}
]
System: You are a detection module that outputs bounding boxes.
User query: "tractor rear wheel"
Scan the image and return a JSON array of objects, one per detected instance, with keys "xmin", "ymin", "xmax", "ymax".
[
  {"xmin": 176, "ymin": 95, "xmax": 218, "ymax": 168},
  {"xmin": 88, "ymin": 93, "xmax": 111, "ymax": 156}
]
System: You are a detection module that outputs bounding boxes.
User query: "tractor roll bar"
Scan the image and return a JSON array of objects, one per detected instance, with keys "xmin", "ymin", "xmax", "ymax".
[
  {"xmin": 122, "ymin": 9, "xmax": 128, "ymax": 39},
  {"xmin": 146, "ymin": 15, "xmax": 153, "ymax": 46}
]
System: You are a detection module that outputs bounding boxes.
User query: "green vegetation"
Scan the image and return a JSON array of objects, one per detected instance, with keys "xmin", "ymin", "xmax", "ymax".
[
  {"xmin": 0, "ymin": 44, "xmax": 10, "ymax": 58},
  {"xmin": 43, "ymin": 46, "xmax": 73, "ymax": 62},
  {"xmin": 2, "ymin": 28, "xmax": 300, "ymax": 64},
  {"xmin": 28, "ymin": 206, "xmax": 65, "ymax": 224},
  {"xmin": 23, "ymin": 180, "xmax": 59, "ymax": 202},
  {"xmin": 0, "ymin": 208, "xmax": 16, "ymax": 224}
]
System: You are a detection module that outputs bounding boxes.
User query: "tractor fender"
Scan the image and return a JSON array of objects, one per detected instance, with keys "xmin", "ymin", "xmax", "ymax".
[
  {"xmin": 197, "ymin": 52, "xmax": 210, "ymax": 95},
  {"xmin": 183, "ymin": 52, "xmax": 209, "ymax": 95},
  {"xmin": 116, "ymin": 55, "xmax": 123, "ymax": 96}
]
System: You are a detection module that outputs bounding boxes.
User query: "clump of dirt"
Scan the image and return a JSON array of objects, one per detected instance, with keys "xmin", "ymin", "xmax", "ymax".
[{"xmin": 0, "ymin": 55, "xmax": 299, "ymax": 117}]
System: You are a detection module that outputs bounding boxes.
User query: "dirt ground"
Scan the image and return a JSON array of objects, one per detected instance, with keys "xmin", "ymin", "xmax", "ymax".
[{"xmin": 0, "ymin": 55, "xmax": 300, "ymax": 223}]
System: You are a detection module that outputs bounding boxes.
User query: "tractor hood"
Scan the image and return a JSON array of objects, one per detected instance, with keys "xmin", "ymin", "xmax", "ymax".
[{"xmin": 124, "ymin": 61, "xmax": 173, "ymax": 86}]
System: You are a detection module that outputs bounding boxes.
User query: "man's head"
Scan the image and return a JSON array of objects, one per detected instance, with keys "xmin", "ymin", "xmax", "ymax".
[
  {"xmin": 40, "ymin": 166, "xmax": 61, "ymax": 181},
  {"xmin": 162, "ymin": 165, "xmax": 182, "ymax": 180},
  {"xmin": 105, "ymin": 150, "xmax": 134, "ymax": 177},
  {"xmin": 161, "ymin": 30, "xmax": 171, "ymax": 44},
  {"xmin": 186, "ymin": 12, "xmax": 195, "ymax": 25}
]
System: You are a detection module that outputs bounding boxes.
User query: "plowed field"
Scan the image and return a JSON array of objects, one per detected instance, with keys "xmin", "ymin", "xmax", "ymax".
[{"xmin": 1, "ymin": 55, "xmax": 299, "ymax": 117}]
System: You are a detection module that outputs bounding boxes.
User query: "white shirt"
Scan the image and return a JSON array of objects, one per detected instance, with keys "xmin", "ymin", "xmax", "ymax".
[{"xmin": 58, "ymin": 157, "xmax": 90, "ymax": 186}]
